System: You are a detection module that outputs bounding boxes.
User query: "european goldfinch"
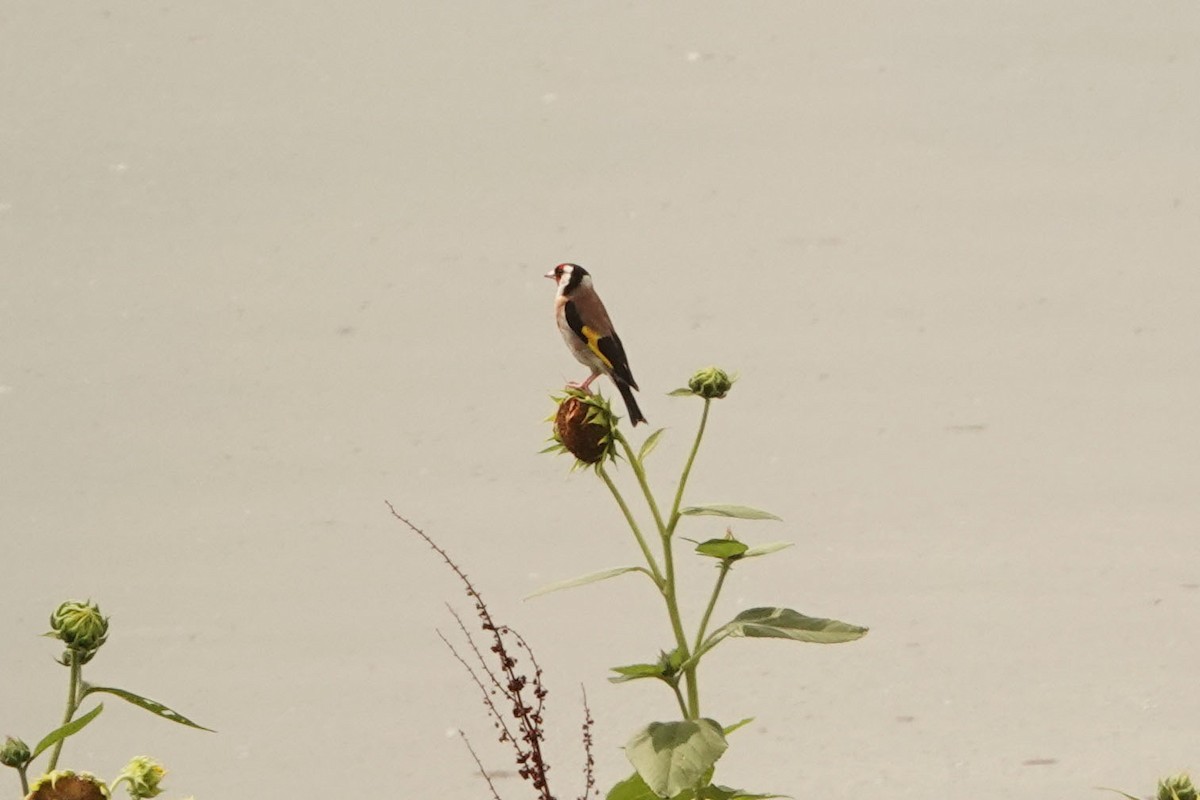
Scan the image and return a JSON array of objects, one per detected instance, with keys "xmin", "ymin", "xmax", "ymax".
[{"xmin": 545, "ymin": 263, "xmax": 647, "ymax": 426}]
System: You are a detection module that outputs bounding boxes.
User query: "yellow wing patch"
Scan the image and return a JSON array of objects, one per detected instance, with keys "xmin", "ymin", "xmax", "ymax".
[{"xmin": 580, "ymin": 325, "xmax": 614, "ymax": 369}]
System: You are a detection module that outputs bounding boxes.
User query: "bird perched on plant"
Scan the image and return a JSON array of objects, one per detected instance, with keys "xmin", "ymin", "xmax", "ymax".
[{"xmin": 545, "ymin": 263, "xmax": 647, "ymax": 426}]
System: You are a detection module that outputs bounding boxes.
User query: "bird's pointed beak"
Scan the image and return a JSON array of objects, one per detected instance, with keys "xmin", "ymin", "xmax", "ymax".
[{"xmin": 543, "ymin": 269, "xmax": 556, "ymax": 280}]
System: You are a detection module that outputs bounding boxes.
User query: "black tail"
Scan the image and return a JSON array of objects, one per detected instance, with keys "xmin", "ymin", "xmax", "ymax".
[{"xmin": 616, "ymin": 380, "xmax": 647, "ymax": 426}]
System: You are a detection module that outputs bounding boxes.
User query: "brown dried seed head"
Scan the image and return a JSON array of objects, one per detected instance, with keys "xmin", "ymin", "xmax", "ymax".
[
  {"xmin": 554, "ymin": 395, "xmax": 607, "ymax": 464},
  {"xmin": 26, "ymin": 771, "xmax": 110, "ymax": 800}
]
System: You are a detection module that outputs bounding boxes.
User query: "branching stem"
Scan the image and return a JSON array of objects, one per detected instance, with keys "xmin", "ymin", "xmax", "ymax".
[
  {"xmin": 598, "ymin": 463, "xmax": 664, "ymax": 588},
  {"xmin": 694, "ymin": 562, "xmax": 733, "ymax": 656}
]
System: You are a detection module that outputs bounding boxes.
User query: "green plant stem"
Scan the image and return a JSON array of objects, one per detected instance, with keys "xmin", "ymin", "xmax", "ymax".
[
  {"xmin": 656, "ymin": 523, "xmax": 699, "ymax": 718},
  {"xmin": 666, "ymin": 398, "xmax": 712, "ymax": 536},
  {"xmin": 617, "ymin": 434, "xmax": 668, "ymax": 537},
  {"xmin": 668, "ymin": 399, "xmax": 714, "ymax": 718},
  {"xmin": 614, "ymin": 429, "xmax": 702, "ymax": 718},
  {"xmin": 47, "ymin": 656, "xmax": 82, "ymax": 770},
  {"xmin": 18, "ymin": 766, "xmax": 29, "ymax": 796},
  {"xmin": 693, "ymin": 562, "xmax": 732, "ymax": 656},
  {"xmin": 669, "ymin": 682, "xmax": 688, "ymax": 718},
  {"xmin": 597, "ymin": 463, "xmax": 664, "ymax": 587}
]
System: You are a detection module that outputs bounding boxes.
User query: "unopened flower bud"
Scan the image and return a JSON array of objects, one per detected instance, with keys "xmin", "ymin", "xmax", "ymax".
[
  {"xmin": 1159, "ymin": 773, "xmax": 1197, "ymax": 800},
  {"xmin": 687, "ymin": 366, "xmax": 734, "ymax": 399},
  {"xmin": 1, "ymin": 736, "xmax": 30, "ymax": 768},
  {"xmin": 114, "ymin": 756, "xmax": 166, "ymax": 800},
  {"xmin": 48, "ymin": 600, "xmax": 109, "ymax": 665},
  {"xmin": 26, "ymin": 770, "xmax": 110, "ymax": 800}
]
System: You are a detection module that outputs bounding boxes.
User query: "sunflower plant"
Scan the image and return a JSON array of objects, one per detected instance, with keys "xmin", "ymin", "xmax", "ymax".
[{"xmin": 539, "ymin": 367, "xmax": 868, "ymax": 800}]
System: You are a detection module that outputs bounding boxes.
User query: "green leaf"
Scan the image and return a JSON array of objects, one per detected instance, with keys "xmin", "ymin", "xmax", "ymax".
[
  {"xmin": 700, "ymin": 607, "xmax": 867, "ymax": 656},
  {"xmin": 722, "ymin": 717, "xmax": 754, "ymax": 736},
  {"xmin": 637, "ymin": 428, "xmax": 666, "ymax": 463},
  {"xmin": 699, "ymin": 787, "xmax": 788, "ymax": 800},
  {"xmin": 80, "ymin": 686, "xmax": 214, "ymax": 731},
  {"xmin": 695, "ymin": 539, "xmax": 749, "ymax": 560},
  {"xmin": 607, "ymin": 774, "xmax": 784, "ymax": 800},
  {"xmin": 609, "ymin": 663, "xmax": 668, "ymax": 684},
  {"xmin": 668, "ymin": 387, "xmax": 695, "ymax": 397},
  {"xmin": 30, "ymin": 704, "xmax": 103, "ymax": 760},
  {"xmin": 606, "ymin": 772, "xmax": 660, "ymax": 800},
  {"xmin": 625, "ymin": 719, "xmax": 728, "ymax": 798},
  {"xmin": 741, "ymin": 541, "xmax": 793, "ymax": 558},
  {"xmin": 680, "ymin": 505, "xmax": 782, "ymax": 521},
  {"xmin": 525, "ymin": 566, "xmax": 650, "ymax": 599},
  {"xmin": 1096, "ymin": 791, "xmax": 1141, "ymax": 800}
]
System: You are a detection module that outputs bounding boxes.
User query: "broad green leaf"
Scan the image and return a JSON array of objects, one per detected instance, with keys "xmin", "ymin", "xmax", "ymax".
[
  {"xmin": 695, "ymin": 539, "xmax": 749, "ymax": 559},
  {"xmin": 668, "ymin": 387, "xmax": 695, "ymax": 397},
  {"xmin": 607, "ymin": 774, "xmax": 783, "ymax": 800},
  {"xmin": 606, "ymin": 772, "xmax": 659, "ymax": 800},
  {"xmin": 637, "ymin": 428, "xmax": 666, "ymax": 463},
  {"xmin": 700, "ymin": 786, "xmax": 788, "ymax": 800},
  {"xmin": 680, "ymin": 505, "xmax": 781, "ymax": 522},
  {"xmin": 701, "ymin": 607, "xmax": 867, "ymax": 655},
  {"xmin": 609, "ymin": 663, "xmax": 668, "ymax": 684},
  {"xmin": 722, "ymin": 717, "xmax": 754, "ymax": 736},
  {"xmin": 526, "ymin": 566, "xmax": 650, "ymax": 599},
  {"xmin": 625, "ymin": 719, "xmax": 728, "ymax": 797},
  {"xmin": 741, "ymin": 541, "xmax": 793, "ymax": 558},
  {"xmin": 81, "ymin": 686, "xmax": 214, "ymax": 731},
  {"xmin": 30, "ymin": 704, "xmax": 103, "ymax": 760}
]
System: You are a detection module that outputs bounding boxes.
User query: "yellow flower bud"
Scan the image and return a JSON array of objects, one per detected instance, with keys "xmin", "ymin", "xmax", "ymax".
[{"xmin": 113, "ymin": 756, "xmax": 166, "ymax": 800}]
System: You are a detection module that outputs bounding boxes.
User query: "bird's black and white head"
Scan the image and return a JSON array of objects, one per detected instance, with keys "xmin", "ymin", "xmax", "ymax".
[{"xmin": 544, "ymin": 263, "xmax": 590, "ymax": 295}]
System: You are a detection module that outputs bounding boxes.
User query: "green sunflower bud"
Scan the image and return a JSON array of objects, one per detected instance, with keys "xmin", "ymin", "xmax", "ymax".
[
  {"xmin": 26, "ymin": 770, "xmax": 110, "ymax": 800},
  {"xmin": 48, "ymin": 600, "xmax": 109, "ymax": 664},
  {"xmin": 1, "ymin": 736, "xmax": 30, "ymax": 768},
  {"xmin": 112, "ymin": 756, "xmax": 166, "ymax": 800},
  {"xmin": 686, "ymin": 366, "xmax": 734, "ymax": 399},
  {"xmin": 1159, "ymin": 773, "xmax": 1197, "ymax": 800},
  {"xmin": 545, "ymin": 388, "xmax": 618, "ymax": 467}
]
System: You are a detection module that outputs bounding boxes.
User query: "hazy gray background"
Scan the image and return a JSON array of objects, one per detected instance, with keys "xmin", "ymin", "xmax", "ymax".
[{"xmin": 2, "ymin": 3, "xmax": 1197, "ymax": 798}]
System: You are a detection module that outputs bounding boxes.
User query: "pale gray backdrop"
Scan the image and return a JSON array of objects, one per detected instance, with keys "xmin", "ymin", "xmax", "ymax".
[{"xmin": 2, "ymin": 3, "xmax": 1197, "ymax": 798}]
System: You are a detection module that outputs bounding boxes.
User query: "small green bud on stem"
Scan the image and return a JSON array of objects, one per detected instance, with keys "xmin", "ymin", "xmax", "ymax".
[
  {"xmin": 687, "ymin": 366, "xmax": 734, "ymax": 399},
  {"xmin": 0, "ymin": 736, "xmax": 30, "ymax": 768},
  {"xmin": 1159, "ymin": 773, "xmax": 1198, "ymax": 800},
  {"xmin": 113, "ymin": 756, "xmax": 167, "ymax": 800},
  {"xmin": 48, "ymin": 600, "xmax": 109, "ymax": 665}
]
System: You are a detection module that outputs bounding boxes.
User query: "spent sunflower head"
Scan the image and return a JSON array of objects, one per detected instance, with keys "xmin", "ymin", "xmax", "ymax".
[
  {"xmin": 543, "ymin": 388, "xmax": 620, "ymax": 468},
  {"xmin": 26, "ymin": 770, "xmax": 110, "ymax": 800}
]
